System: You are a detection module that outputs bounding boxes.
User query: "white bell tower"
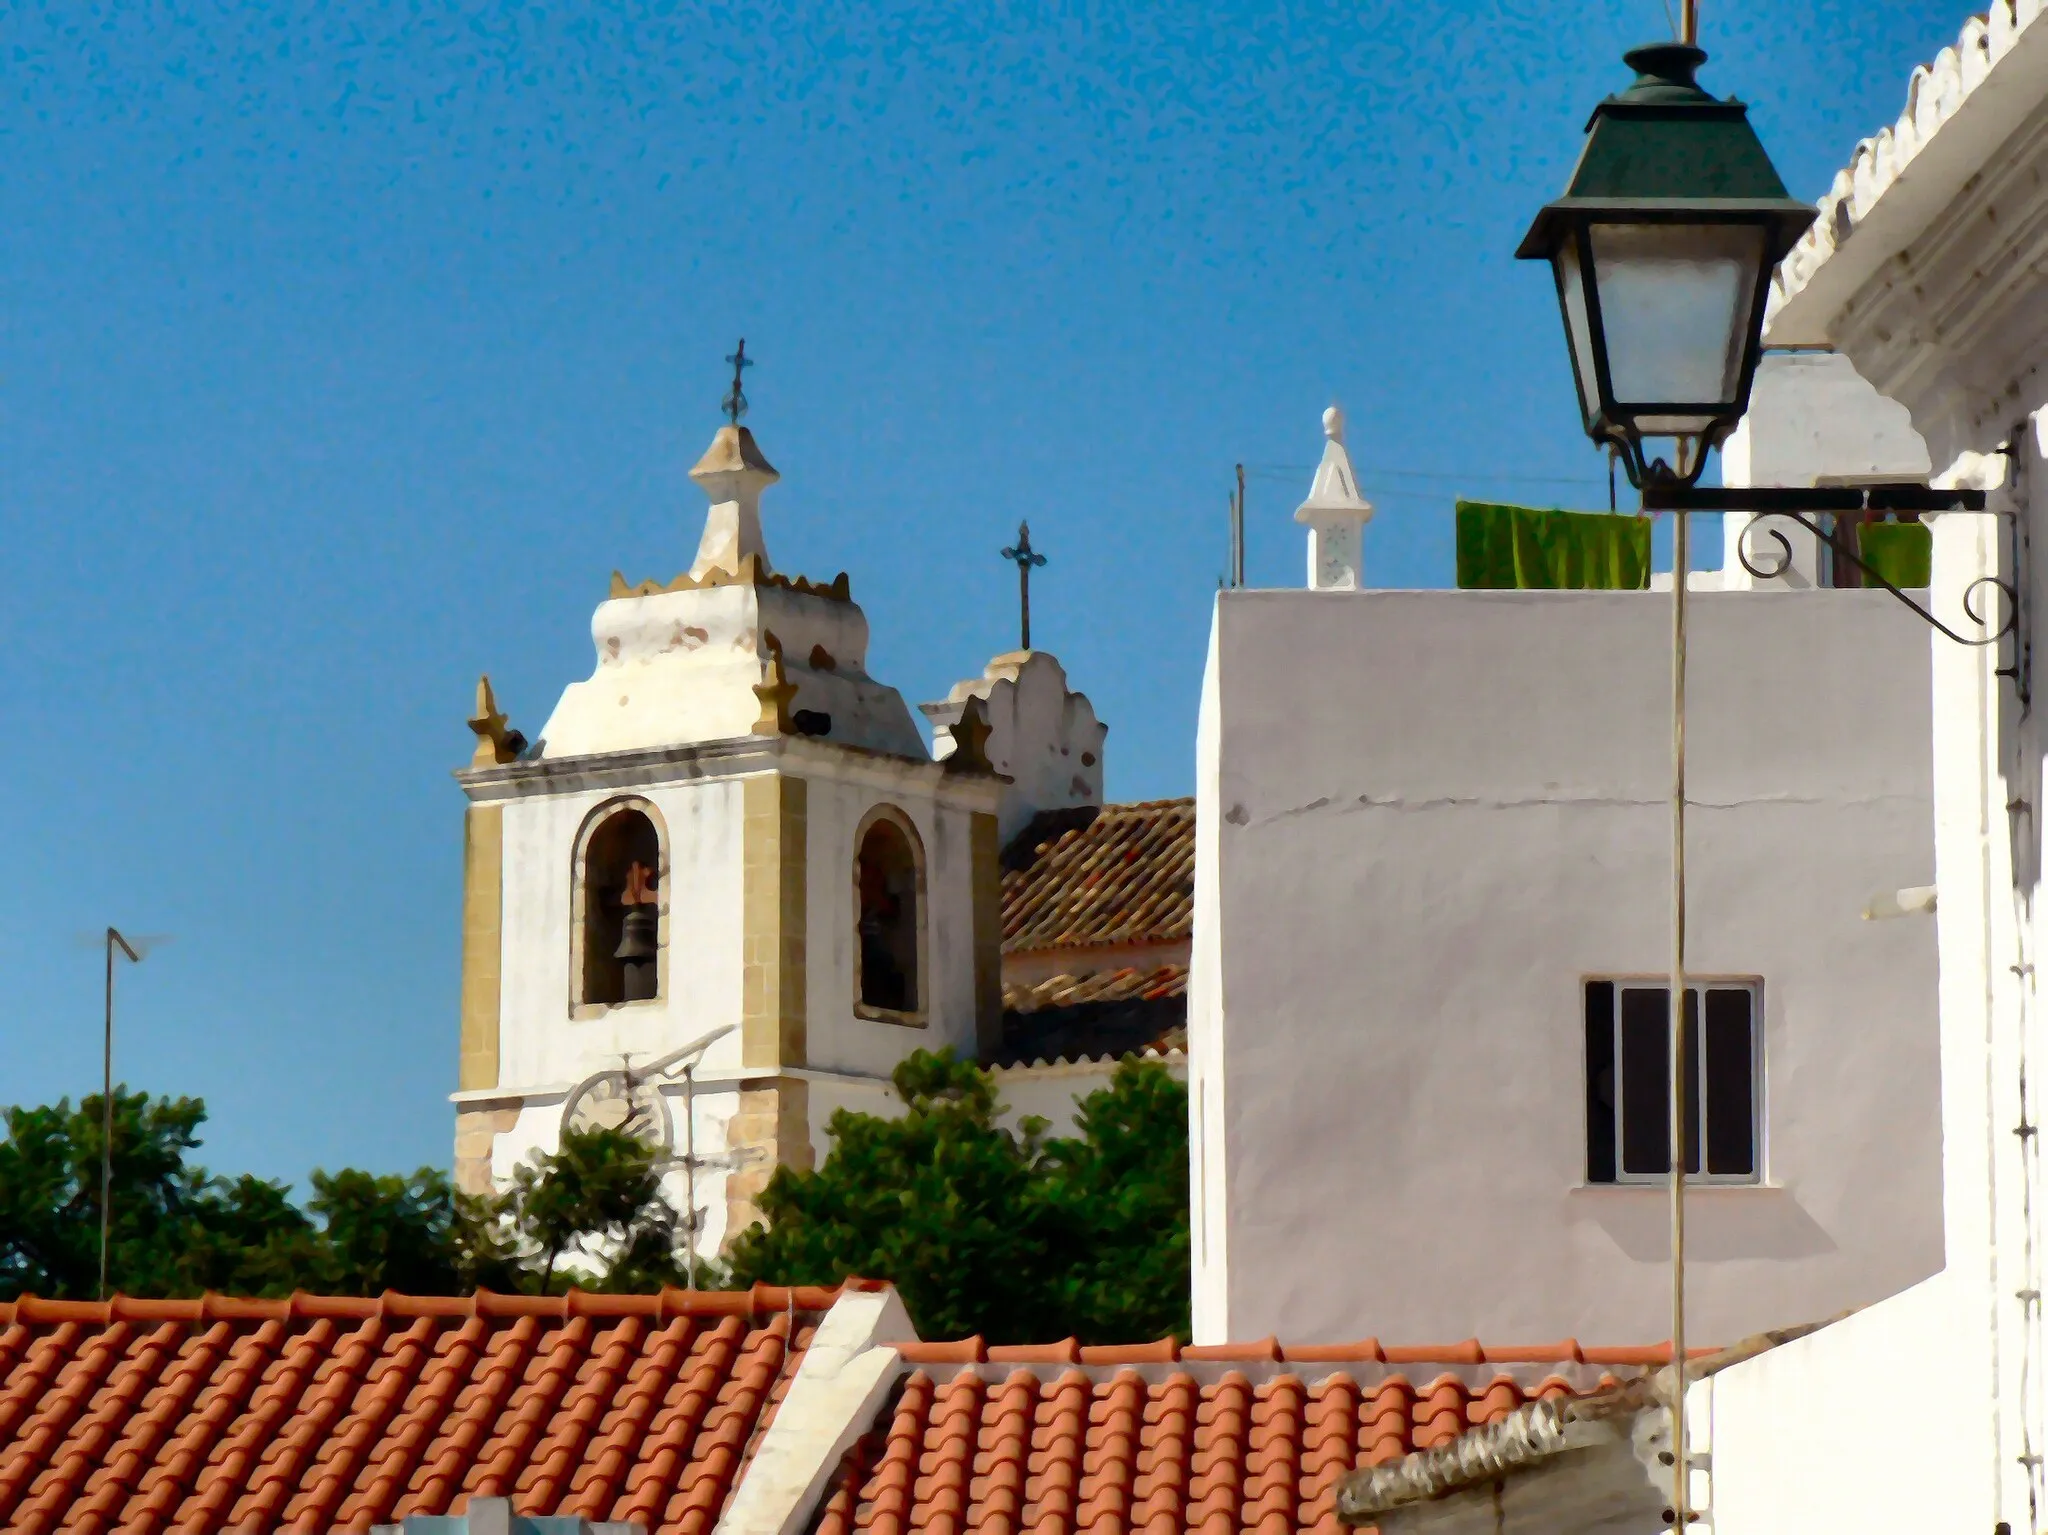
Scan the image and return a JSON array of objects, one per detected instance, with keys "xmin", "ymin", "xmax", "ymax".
[{"xmin": 451, "ymin": 405, "xmax": 1006, "ymax": 1261}]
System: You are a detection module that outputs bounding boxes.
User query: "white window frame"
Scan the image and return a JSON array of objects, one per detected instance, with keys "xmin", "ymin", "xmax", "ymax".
[{"xmin": 1585, "ymin": 976, "xmax": 1764, "ymax": 1186}]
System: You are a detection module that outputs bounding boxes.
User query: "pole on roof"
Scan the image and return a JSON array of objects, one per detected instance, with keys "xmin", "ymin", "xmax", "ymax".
[
  {"xmin": 100, "ymin": 927, "xmax": 142, "ymax": 1302},
  {"xmin": 1233, "ymin": 464, "xmax": 1247, "ymax": 588}
]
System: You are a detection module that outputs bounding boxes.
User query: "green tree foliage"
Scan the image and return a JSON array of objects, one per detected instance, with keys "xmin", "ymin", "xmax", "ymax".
[
  {"xmin": 492, "ymin": 1126, "xmax": 689, "ymax": 1294},
  {"xmin": 0, "ymin": 1092, "xmax": 324, "ymax": 1299},
  {"xmin": 728, "ymin": 1050, "xmax": 1189, "ymax": 1344},
  {"xmin": 0, "ymin": 1091, "xmax": 678, "ymax": 1300},
  {"xmin": 1, "ymin": 1064, "xmax": 1190, "ymax": 1335}
]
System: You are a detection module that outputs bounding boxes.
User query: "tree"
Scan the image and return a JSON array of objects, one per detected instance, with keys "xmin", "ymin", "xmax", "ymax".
[
  {"xmin": 1036, "ymin": 1056, "xmax": 1192, "ymax": 1341},
  {"xmin": 727, "ymin": 1050, "xmax": 1189, "ymax": 1343},
  {"xmin": 0, "ymin": 1092, "xmax": 681, "ymax": 1300},
  {"xmin": 306, "ymin": 1167, "xmax": 483, "ymax": 1295},
  {"xmin": 490, "ymin": 1126, "xmax": 688, "ymax": 1293},
  {"xmin": 0, "ymin": 1091, "xmax": 325, "ymax": 1300}
]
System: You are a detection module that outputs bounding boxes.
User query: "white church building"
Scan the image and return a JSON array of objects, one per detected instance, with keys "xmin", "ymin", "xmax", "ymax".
[{"xmin": 446, "ymin": 411, "xmax": 1188, "ymax": 1258}]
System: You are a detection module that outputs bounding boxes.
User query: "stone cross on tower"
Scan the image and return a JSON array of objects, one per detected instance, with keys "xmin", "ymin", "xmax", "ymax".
[
  {"xmin": 1295, "ymin": 404, "xmax": 1375, "ymax": 591},
  {"xmin": 1000, "ymin": 521, "xmax": 1048, "ymax": 651}
]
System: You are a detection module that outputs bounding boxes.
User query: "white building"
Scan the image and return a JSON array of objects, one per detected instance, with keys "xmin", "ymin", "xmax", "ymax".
[
  {"xmin": 1332, "ymin": 5, "xmax": 2048, "ymax": 1530},
  {"xmin": 448, "ymin": 410, "xmax": 1187, "ymax": 1258},
  {"xmin": 1189, "ymin": 402, "xmax": 1943, "ymax": 1347},
  {"xmin": 1687, "ymin": 6, "xmax": 2048, "ymax": 1528},
  {"xmin": 450, "ymin": 417, "xmax": 1008, "ymax": 1252}
]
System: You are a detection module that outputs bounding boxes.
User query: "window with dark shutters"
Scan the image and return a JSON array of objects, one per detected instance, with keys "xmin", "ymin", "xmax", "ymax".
[{"xmin": 1584, "ymin": 979, "xmax": 1760, "ymax": 1183}]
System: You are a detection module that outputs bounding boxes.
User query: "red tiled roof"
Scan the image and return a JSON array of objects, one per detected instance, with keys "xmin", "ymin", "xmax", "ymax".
[
  {"xmin": 0, "ymin": 1284, "xmax": 857, "ymax": 1535},
  {"xmin": 1002, "ymin": 800, "xmax": 1194, "ymax": 953},
  {"xmin": 813, "ymin": 1339, "xmax": 1681, "ymax": 1535},
  {"xmin": 1002, "ymin": 966, "xmax": 1189, "ymax": 1016}
]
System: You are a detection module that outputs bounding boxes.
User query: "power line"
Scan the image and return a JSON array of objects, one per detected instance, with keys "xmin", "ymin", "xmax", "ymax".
[{"xmin": 1241, "ymin": 462, "xmax": 1611, "ymax": 489}]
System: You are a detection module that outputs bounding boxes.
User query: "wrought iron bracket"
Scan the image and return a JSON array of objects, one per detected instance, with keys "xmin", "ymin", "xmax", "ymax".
[{"xmin": 1639, "ymin": 481, "xmax": 2016, "ymax": 653}]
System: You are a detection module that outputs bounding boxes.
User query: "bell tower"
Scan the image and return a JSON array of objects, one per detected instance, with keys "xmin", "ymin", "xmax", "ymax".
[{"xmin": 451, "ymin": 390, "xmax": 1006, "ymax": 1258}]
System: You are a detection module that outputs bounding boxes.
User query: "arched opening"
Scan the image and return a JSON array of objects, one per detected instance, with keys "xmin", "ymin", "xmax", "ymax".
[
  {"xmin": 581, "ymin": 806, "xmax": 662, "ymax": 1006},
  {"xmin": 856, "ymin": 813, "xmax": 922, "ymax": 1015}
]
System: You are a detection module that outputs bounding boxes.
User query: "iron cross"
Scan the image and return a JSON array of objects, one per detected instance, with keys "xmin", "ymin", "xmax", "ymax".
[
  {"xmin": 999, "ymin": 520, "xmax": 1048, "ymax": 651},
  {"xmin": 722, "ymin": 339, "xmax": 753, "ymax": 425}
]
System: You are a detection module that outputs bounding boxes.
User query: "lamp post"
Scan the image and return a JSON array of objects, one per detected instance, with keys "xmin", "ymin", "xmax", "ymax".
[{"xmin": 1520, "ymin": 33, "xmax": 2001, "ymax": 1532}]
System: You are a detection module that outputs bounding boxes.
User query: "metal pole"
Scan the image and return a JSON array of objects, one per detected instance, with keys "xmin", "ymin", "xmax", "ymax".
[
  {"xmin": 1234, "ymin": 463, "xmax": 1247, "ymax": 588},
  {"xmin": 100, "ymin": 929, "xmax": 115, "ymax": 1302},
  {"xmin": 98, "ymin": 926, "xmax": 140, "ymax": 1301},
  {"xmin": 1019, "ymin": 555, "xmax": 1031, "ymax": 651},
  {"xmin": 1679, "ymin": 0, "xmax": 1697, "ymax": 46},
  {"xmin": 1669, "ymin": 508, "xmax": 1691, "ymax": 1528},
  {"xmin": 684, "ymin": 1063, "xmax": 698, "ymax": 1291}
]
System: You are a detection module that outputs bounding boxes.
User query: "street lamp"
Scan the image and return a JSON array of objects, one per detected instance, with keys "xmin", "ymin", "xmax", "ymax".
[
  {"xmin": 1519, "ymin": 33, "xmax": 2005, "ymax": 1535},
  {"xmin": 1516, "ymin": 43, "xmax": 1815, "ymax": 488}
]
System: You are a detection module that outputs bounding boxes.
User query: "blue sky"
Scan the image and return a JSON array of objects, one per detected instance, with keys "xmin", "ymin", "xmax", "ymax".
[{"xmin": 2, "ymin": 1, "xmax": 1970, "ymax": 1184}]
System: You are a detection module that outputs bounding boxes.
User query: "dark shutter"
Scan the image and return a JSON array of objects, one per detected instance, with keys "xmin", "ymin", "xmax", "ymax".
[
  {"xmin": 1586, "ymin": 981, "xmax": 1616, "ymax": 1183},
  {"xmin": 1619, "ymin": 986, "xmax": 1669, "ymax": 1175},
  {"xmin": 1703, "ymin": 988, "xmax": 1757, "ymax": 1175}
]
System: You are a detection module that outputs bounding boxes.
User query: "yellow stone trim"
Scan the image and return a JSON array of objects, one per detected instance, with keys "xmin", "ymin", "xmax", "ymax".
[
  {"xmin": 742, "ymin": 775, "xmax": 808, "ymax": 1068},
  {"xmin": 466, "ymin": 675, "xmax": 522, "ymax": 767},
  {"xmin": 722, "ymin": 1077, "xmax": 814, "ymax": 1244},
  {"xmin": 458, "ymin": 804, "xmax": 505, "ymax": 1092},
  {"xmin": 970, "ymin": 810, "xmax": 1005, "ymax": 1057},
  {"xmin": 453, "ymin": 1104, "xmax": 520, "ymax": 1197},
  {"xmin": 752, "ymin": 637, "xmax": 799, "ymax": 736},
  {"xmin": 608, "ymin": 553, "xmax": 851, "ymax": 604}
]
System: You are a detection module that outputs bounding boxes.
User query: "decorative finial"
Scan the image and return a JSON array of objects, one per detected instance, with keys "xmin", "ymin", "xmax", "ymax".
[
  {"xmin": 467, "ymin": 674, "xmax": 526, "ymax": 766},
  {"xmin": 940, "ymin": 695, "xmax": 997, "ymax": 775},
  {"xmin": 999, "ymin": 520, "xmax": 1049, "ymax": 651},
  {"xmin": 1295, "ymin": 404, "xmax": 1374, "ymax": 593},
  {"xmin": 722, "ymin": 339, "xmax": 754, "ymax": 425},
  {"xmin": 751, "ymin": 635, "xmax": 799, "ymax": 735}
]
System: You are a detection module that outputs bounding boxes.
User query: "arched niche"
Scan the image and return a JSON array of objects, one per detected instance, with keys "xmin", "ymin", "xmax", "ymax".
[
  {"xmin": 572, "ymin": 798, "xmax": 666, "ymax": 1012},
  {"xmin": 853, "ymin": 805, "xmax": 926, "ymax": 1020}
]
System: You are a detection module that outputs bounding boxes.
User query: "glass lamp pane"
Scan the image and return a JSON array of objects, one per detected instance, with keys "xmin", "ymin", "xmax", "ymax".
[
  {"xmin": 1587, "ymin": 222, "xmax": 1768, "ymax": 430},
  {"xmin": 1554, "ymin": 236, "xmax": 1603, "ymax": 428}
]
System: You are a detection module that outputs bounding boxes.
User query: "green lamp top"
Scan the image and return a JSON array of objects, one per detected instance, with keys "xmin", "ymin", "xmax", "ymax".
[{"xmin": 1517, "ymin": 43, "xmax": 1814, "ymax": 258}]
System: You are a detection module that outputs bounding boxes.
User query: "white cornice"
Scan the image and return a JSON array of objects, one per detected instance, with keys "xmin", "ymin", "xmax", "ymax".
[
  {"xmin": 454, "ymin": 732, "xmax": 1005, "ymax": 808},
  {"xmin": 1767, "ymin": 0, "xmax": 2047, "ymax": 348}
]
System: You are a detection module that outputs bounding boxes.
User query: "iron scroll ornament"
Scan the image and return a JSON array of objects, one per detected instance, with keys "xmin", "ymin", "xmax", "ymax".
[{"xmin": 1733, "ymin": 508, "xmax": 2016, "ymax": 649}]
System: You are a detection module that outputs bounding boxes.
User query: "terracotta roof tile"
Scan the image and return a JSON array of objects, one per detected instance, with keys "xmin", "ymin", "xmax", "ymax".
[
  {"xmin": 1001, "ymin": 966, "xmax": 1190, "ymax": 1016},
  {"xmin": 827, "ymin": 1341, "xmax": 1681, "ymax": 1535},
  {"xmin": 0, "ymin": 1286, "xmax": 859, "ymax": 1535},
  {"xmin": 1002, "ymin": 800, "xmax": 1194, "ymax": 953}
]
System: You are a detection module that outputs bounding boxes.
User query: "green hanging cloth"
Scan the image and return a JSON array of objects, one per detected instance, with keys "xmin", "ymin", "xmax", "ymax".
[
  {"xmin": 1456, "ymin": 501, "xmax": 1652, "ymax": 591},
  {"xmin": 1858, "ymin": 519, "xmax": 1932, "ymax": 589}
]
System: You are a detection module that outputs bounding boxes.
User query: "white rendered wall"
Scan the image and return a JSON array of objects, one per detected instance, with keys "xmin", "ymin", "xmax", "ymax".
[
  {"xmin": 1693, "ymin": 429, "xmax": 2043, "ymax": 1533},
  {"xmin": 800, "ymin": 771, "xmax": 984, "ymax": 1079},
  {"xmin": 925, "ymin": 651, "xmax": 1106, "ymax": 845},
  {"xmin": 1191, "ymin": 587, "xmax": 1940, "ymax": 1347},
  {"xmin": 468, "ymin": 750, "xmax": 991, "ymax": 1201},
  {"xmin": 989, "ymin": 1055, "xmax": 1186, "ymax": 1140},
  {"xmin": 496, "ymin": 775, "xmax": 750, "ymax": 1090},
  {"xmin": 1721, "ymin": 351, "xmax": 1933, "ymax": 589}
]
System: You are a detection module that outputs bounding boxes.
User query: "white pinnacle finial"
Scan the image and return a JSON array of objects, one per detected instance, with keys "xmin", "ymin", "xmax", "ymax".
[
  {"xmin": 687, "ymin": 422, "xmax": 780, "ymax": 580},
  {"xmin": 1296, "ymin": 401, "xmax": 1372, "ymax": 592}
]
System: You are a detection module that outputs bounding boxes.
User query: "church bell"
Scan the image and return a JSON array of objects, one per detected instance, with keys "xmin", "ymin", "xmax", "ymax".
[{"xmin": 616, "ymin": 906, "xmax": 659, "ymax": 1001}]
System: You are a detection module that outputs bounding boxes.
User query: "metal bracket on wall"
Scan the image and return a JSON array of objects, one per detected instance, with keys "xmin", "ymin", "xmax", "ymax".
[
  {"xmin": 1640, "ymin": 481, "xmax": 2017, "ymax": 655},
  {"xmin": 1999, "ymin": 435, "xmax": 2034, "ymax": 711}
]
